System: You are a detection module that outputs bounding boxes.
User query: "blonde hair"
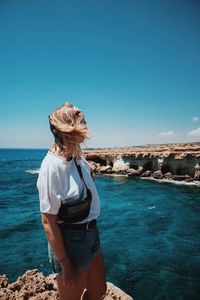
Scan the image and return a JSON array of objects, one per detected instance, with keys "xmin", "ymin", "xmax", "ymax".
[{"xmin": 48, "ymin": 102, "xmax": 89, "ymax": 159}]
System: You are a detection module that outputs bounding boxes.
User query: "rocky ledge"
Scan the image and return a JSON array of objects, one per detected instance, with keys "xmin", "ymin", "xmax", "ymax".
[
  {"xmin": 83, "ymin": 142, "xmax": 200, "ymax": 184},
  {"xmin": 0, "ymin": 269, "xmax": 133, "ymax": 300}
]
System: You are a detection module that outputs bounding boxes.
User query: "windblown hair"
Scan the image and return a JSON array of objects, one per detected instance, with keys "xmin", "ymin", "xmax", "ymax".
[{"xmin": 48, "ymin": 102, "xmax": 89, "ymax": 159}]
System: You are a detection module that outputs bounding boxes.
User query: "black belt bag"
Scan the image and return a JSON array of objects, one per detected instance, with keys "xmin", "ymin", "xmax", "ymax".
[{"xmin": 57, "ymin": 158, "xmax": 92, "ymax": 223}]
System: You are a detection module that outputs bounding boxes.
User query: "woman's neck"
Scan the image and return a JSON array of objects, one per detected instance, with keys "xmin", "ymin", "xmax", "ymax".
[{"xmin": 49, "ymin": 144, "xmax": 73, "ymax": 161}]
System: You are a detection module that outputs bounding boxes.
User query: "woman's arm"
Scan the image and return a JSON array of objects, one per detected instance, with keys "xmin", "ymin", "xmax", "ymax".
[
  {"xmin": 41, "ymin": 213, "xmax": 78, "ymax": 286},
  {"xmin": 41, "ymin": 213, "xmax": 71, "ymax": 268}
]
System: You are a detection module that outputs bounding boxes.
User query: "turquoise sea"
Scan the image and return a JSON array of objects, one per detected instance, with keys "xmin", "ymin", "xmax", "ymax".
[{"xmin": 0, "ymin": 149, "xmax": 200, "ymax": 300}]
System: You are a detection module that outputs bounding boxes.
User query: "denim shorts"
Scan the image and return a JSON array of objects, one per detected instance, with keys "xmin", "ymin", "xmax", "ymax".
[{"xmin": 48, "ymin": 222, "xmax": 102, "ymax": 275}]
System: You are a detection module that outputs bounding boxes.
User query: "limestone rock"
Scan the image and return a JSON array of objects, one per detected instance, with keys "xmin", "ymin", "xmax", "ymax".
[
  {"xmin": 164, "ymin": 172, "xmax": 173, "ymax": 179},
  {"xmin": 0, "ymin": 270, "xmax": 58, "ymax": 300},
  {"xmin": 194, "ymin": 170, "xmax": 200, "ymax": 181},
  {"xmin": 0, "ymin": 274, "xmax": 8, "ymax": 288},
  {"xmin": 99, "ymin": 166, "xmax": 113, "ymax": 173},
  {"xmin": 0, "ymin": 270, "xmax": 133, "ymax": 300},
  {"xmin": 141, "ymin": 170, "xmax": 152, "ymax": 177},
  {"xmin": 88, "ymin": 161, "xmax": 97, "ymax": 171},
  {"xmin": 88, "ymin": 161, "xmax": 102, "ymax": 174},
  {"xmin": 172, "ymin": 175, "xmax": 189, "ymax": 181},
  {"xmin": 83, "ymin": 142, "xmax": 200, "ymax": 181},
  {"xmin": 152, "ymin": 170, "xmax": 163, "ymax": 179},
  {"xmin": 104, "ymin": 282, "xmax": 133, "ymax": 299},
  {"xmin": 127, "ymin": 168, "xmax": 141, "ymax": 177},
  {"xmin": 185, "ymin": 175, "xmax": 193, "ymax": 182},
  {"xmin": 82, "ymin": 282, "xmax": 133, "ymax": 300},
  {"xmin": 0, "ymin": 288, "xmax": 15, "ymax": 300}
]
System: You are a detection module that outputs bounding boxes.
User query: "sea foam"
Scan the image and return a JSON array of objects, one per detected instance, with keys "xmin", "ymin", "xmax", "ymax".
[
  {"xmin": 141, "ymin": 177, "xmax": 200, "ymax": 187},
  {"xmin": 25, "ymin": 169, "xmax": 40, "ymax": 174}
]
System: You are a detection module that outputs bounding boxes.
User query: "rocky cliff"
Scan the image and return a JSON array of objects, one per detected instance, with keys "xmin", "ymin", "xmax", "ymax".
[
  {"xmin": 83, "ymin": 142, "xmax": 200, "ymax": 184},
  {"xmin": 0, "ymin": 269, "xmax": 133, "ymax": 300}
]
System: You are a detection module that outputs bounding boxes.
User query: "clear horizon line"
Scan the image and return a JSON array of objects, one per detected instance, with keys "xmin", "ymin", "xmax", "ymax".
[{"xmin": 0, "ymin": 141, "xmax": 199, "ymax": 150}]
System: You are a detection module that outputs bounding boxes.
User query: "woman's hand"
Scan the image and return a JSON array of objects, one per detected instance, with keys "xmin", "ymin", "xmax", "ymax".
[{"xmin": 61, "ymin": 261, "xmax": 78, "ymax": 286}]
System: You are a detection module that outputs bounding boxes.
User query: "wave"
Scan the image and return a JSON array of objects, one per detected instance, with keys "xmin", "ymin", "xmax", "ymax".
[
  {"xmin": 25, "ymin": 169, "xmax": 40, "ymax": 174},
  {"xmin": 141, "ymin": 177, "xmax": 200, "ymax": 187},
  {"xmin": 102, "ymin": 173, "xmax": 200, "ymax": 187},
  {"xmin": 147, "ymin": 206, "xmax": 156, "ymax": 210}
]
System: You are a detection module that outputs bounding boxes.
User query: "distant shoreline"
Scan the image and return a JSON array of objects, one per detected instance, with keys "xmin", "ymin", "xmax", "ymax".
[
  {"xmin": 83, "ymin": 142, "xmax": 200, "ymax": 186},
  {"xmin": 0, "ymin": 141, "xmax": 200, "ymax": 150}
]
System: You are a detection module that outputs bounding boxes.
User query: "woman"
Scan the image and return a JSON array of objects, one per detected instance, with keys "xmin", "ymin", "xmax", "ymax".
[{"xmin": 37, "ymin": 103, "xmax": 107, "ymax": 300}]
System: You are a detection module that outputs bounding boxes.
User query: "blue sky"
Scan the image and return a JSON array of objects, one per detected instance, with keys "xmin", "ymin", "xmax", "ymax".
[{"xmin": 0, "ymin": 0, "xmax": 200, "ymax": 148}]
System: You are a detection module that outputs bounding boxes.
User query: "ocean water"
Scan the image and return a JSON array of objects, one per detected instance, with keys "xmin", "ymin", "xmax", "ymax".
[{"xmin": 0, "ymin": 148, "xmax": 200, "ymax": 300}]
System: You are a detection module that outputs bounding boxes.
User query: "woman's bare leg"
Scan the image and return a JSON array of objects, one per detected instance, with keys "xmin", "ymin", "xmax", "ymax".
[
  {"xmin": 56, "ymin": 269, "xmax": 89, "ymax": 300},
  {"xmin": 86, "ymin": 253, "xmax": 107, "ymax": 300}
]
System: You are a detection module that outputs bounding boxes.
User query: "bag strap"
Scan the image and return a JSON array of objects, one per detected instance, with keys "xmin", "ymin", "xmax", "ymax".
[{"xmin": 74, "ymin": 158, "xmax": 88, "ymax": 190}]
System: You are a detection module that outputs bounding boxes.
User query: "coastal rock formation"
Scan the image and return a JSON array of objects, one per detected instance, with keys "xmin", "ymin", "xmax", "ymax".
[
  {"xmin": 83, "ymin": 142, "xmax": 200, "ymax": 184},
  {"xmin": 152, "ymin": 170, "xmax": 163, "ymax": 179},
  {"xmin": 194, "ymin": 170, "xmax": 200, "ymax": 180},
  {"xmin": 0, "ymin": 269, "xmax": 133, "ymax": 300}
]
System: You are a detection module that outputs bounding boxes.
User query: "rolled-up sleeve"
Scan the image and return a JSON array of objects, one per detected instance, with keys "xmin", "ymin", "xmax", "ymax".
[{"xmin": 36, "ymin": 169, "xmax": 62, "ymax": 215}]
